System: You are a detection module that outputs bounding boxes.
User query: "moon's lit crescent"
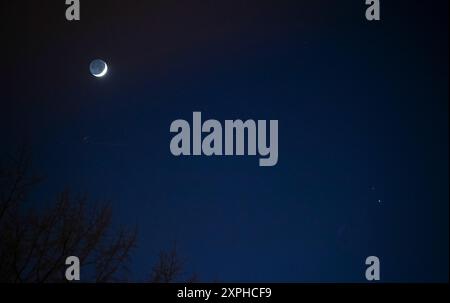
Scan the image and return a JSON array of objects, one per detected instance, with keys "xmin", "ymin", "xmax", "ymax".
[
  {"xmin": 90, "ymin": 59, "xmax": 108, "ymax": 78},
  {"xmin": 94, "ymin": 63, "xmax": 108, "ymax": 77}
]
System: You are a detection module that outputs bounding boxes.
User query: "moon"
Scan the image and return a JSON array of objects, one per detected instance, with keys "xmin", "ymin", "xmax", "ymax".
[{"xmin": 90, "ymin": 59, "xmax": 108, "ymax": 77}]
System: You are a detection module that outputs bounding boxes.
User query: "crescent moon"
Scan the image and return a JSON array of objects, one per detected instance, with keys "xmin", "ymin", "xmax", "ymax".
[{"xmin": 94, "ymin": 63, "xmax": 108, "ymax": 77}]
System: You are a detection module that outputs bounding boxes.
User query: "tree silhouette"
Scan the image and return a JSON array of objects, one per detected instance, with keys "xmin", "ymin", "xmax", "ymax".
[
  {"xmin": 150, "ymin": 244, "xmax": 199, "ymax": 283},
  {"xmin": 150, "ymin": 245, "xmax": 184, "ymax": 283},
  {"xmin": 0, "ymin": 148, "xmax": 195, "ymax": 283},
  {"xmin": 0, "ymin": 149, "xmax": 137, "ymax": 282}
]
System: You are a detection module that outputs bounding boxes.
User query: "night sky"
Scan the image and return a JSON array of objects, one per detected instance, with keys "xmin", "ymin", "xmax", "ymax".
[{"xmin": 1, "ymin": 0, "xmax": 448, "ymax": 282}]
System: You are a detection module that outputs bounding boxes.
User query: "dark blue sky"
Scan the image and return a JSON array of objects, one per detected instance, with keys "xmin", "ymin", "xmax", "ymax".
[{"xmin": 2, "ymin": 0, "xmax": 448, "ymax": 282}]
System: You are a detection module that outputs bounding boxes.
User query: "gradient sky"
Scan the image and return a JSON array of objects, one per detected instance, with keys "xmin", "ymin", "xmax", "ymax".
[{"xmin": 1, "ymin": 0, "xmax": 448, "ymax": 282}]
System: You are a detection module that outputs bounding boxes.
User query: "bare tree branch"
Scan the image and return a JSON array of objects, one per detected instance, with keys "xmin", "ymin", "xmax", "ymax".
[{"xmin": 0, "ymin": 151, "xmax": 137, "ymax": 282}]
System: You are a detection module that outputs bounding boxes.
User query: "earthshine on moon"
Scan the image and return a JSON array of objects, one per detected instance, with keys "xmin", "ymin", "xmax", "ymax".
[{"xmin": 90, "ymin": 59, "xmax": 108, "ymax": 77}]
